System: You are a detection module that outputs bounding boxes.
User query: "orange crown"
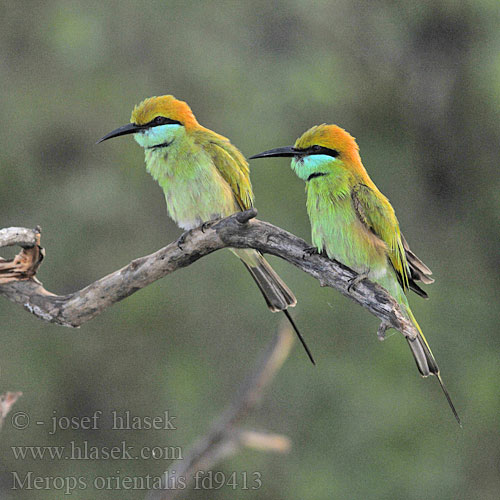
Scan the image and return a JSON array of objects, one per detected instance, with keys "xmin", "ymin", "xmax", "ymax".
[
  {"xmin": 295, "ymin": 124, "xmax": 360, "ymax": 162},
  {"xmin": 131, "ymin": 95, "xmax": 199, "ymax": 130}
]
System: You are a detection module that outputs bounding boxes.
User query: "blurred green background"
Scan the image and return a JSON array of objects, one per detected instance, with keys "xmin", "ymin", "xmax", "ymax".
[{"xmin": 1, "ymin": 1, "xmax": 499, "ymax": 499}]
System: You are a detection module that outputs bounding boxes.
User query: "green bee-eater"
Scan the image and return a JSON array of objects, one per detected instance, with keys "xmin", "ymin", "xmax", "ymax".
[
  {"xmin": 250, "ymin": 124, "xmax": 460, "ymax": 424},
  {"xmin": 98, "ymin": 95, "xmax": 313, "ymax": 363}
]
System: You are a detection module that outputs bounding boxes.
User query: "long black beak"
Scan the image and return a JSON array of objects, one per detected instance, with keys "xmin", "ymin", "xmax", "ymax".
[
  {"xmin": 249, "ymin": 146, "xmax": 297, "ymax": 159},
  {"xmin": 97, "ymin": 123, "xmax": 143, "ymax": 144}
]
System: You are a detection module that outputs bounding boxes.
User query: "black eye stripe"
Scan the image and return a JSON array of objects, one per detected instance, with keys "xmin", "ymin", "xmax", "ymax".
[
  {"xmin": 307, "ymin": 145, "xmax": 339, "ymax": 158},
  {"xmin": 146, "ymin": 116, "xmax": 182, "ymax": 127}
]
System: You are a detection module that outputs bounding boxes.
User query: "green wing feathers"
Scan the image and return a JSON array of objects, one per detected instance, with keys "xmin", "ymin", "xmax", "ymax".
[
  {"xmin": 204, "ymin": 139, "xmax": 254, "ymax": 211},
  {"xmin": 351, "ymin": 183, "xmax": 409, "ymax": 290},
  {"xmin": 201, "ymin": 133, "xmax": 296, "ymax": 312},
  {"xmin": 351, "ymin": 184, "xmax": 433, "ymax": 297}
]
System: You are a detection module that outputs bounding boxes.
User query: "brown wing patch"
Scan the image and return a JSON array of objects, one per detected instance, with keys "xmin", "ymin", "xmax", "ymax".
[
  {"xmin": 402, "ymin": 234, "xmax": 434, "ymax": 283},
  {"xmin": 400, "ymin": 234, "xmax": 434, "ymax": 298}
]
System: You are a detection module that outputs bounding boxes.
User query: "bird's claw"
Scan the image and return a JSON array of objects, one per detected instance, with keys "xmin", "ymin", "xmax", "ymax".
[
  {"xmin": 377, "ymin": 321, "xmax": 390, "ymax": 341},
  {"xmin": 201, "ymin": 220, "xmax": 216, "ymax": 233},
  {"xmin": 303, "ymin": 246, "xmax": 320, "ymax": 259},
  {"xmin": 177, "ymin": 231, "xmax": 189, "ymax": 250},
  {"xmin": 347, "ymin": 272, "xmax": 369, "ymax": 293}
]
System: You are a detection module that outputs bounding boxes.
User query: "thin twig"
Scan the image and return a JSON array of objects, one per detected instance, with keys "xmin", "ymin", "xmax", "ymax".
[{"xmin": 145, "ymin": 322, "xmax": 294, "ymax": 500}]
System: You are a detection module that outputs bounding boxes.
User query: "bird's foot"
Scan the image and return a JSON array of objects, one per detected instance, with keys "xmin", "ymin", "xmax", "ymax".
[
  {"xmin": 377, "ymin": 321, "xmax": 390, "ymax": 341},
  {"xmin": 177, "ymin": 230, "xmax": 190, "ymax": 251},
  {"xmin": 303, "ymin": 246, "xmax": 320, "ymax": 259},
  {"xmin": 347, "ymin": 272, "xmax": 369, "ymax": 293},
  {"xmin": 200, "ymin": 219, "xmax": 218, "ymax": 233}
]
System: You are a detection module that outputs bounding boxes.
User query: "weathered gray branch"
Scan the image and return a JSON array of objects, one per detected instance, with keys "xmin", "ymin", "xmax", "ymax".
[
  {"xmin": 0, "ymin": 227, "xmax": 39, "ymax": 248},
  {"xmin": 0, "ymin": 209, "xmax": 417, "ymax": 339},
  {"xmin": 145, "ymin": 322, "xmax": 293, "ymax": 500}
]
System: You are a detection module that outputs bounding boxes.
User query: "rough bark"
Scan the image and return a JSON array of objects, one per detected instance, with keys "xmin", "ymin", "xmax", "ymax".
[{"xmin": 0, "ymin": 210, "xmax": 418, "ymax": 339}]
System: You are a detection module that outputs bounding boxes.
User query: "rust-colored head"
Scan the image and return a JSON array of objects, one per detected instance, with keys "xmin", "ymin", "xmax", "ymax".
[
  {"xmin": 97, "ymin": 95, "xmax": 200, "ymax": 144},
  {"xmin": 294, "ymin": 124, "xmax": 360, "ymax": 162},
  {"xmin": 250, "ymin": 123, "xmax": 363, "ymax": 170},
  {"xmin": 131, "ymin": 95, "xmax": 199, "ymax": 130}
]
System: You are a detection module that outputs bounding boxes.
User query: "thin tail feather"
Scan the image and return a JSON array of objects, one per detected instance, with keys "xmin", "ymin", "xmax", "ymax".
[
  {"xmin": 234, "ymin": 248, "xmax": 315, "ymax": 365},
  {"xmin": 234, "ymin": 249, "xmax": 296, "ymax": 311},
  {"xmin": 406, "ymin": 309, "xmax": 461, "ymax": 426},
  {"xmin": 436, "ymin": 373, "xmax": 462, "ymax": 427},
  {"xmin": 283, "ymin": 309, "xmax": 316, "ymax": 365}
]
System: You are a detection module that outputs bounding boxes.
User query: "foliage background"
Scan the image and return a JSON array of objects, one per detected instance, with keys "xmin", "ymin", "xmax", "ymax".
[{"xmin": 1, "ymin": 1, "xmax": 499, "ymax": 498}]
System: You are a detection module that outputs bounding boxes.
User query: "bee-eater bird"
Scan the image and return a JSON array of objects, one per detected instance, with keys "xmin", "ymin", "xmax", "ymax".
[
  {"xmin": 97, "ymin": 95, "xmax": 314, "ymax": 364},
  {"xmin": 250, "ymin": 124, "xmax": 460, "ymax": 424}
]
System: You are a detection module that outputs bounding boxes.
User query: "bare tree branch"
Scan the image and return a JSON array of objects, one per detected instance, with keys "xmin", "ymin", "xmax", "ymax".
[
  {"xmin": 0, "ymin": 227, "xmax": 44, "ymax": 285},
  {"xmin": 145, "ymin": 322, "xmax": 294, "ymax": 500},
  {"xmin": 0, "ymin": 227, "xmax": 39, "ymax": 248},
  {"xmin": 0, "ymin": 209, "xmax": 418, "ymax": 339}
]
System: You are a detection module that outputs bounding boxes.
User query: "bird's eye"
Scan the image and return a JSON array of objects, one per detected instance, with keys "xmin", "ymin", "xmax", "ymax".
[
  {"xmin": 308, "ymin": 144, "xmax": 339, "ymax": 158},
  {"xmin": 147, "ymin": 116, "xmax": 182, "ymax": 127}
]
